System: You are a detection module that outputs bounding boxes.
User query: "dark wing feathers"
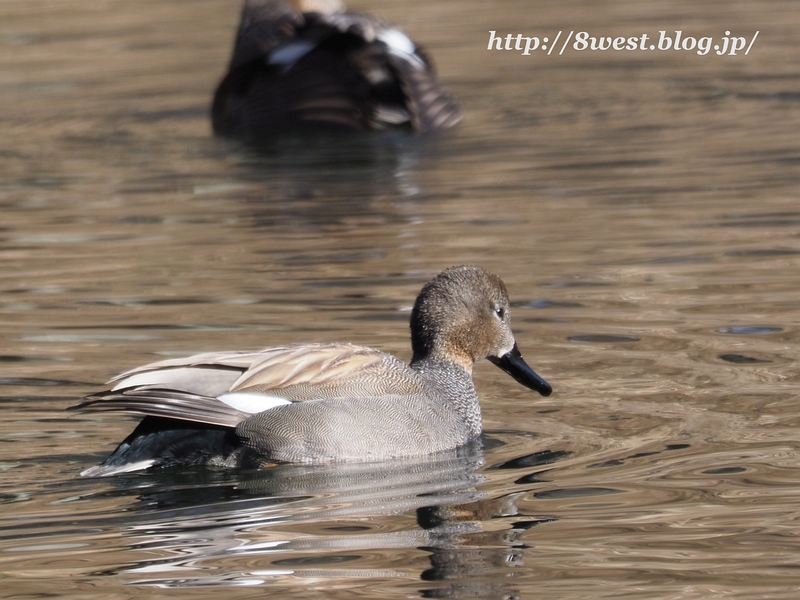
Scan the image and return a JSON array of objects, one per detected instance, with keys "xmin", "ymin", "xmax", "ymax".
[{"xmin": 70, "ymin": 388, "xmax": 250, "ymax": 429}]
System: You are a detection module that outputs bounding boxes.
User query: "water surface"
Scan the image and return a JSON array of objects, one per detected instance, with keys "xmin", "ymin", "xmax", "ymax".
[{"xmin": 1, "ymin": 0, "xmax": 800, "ymax": 598}]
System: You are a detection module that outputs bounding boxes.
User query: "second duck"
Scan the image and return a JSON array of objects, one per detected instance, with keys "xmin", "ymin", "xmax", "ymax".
[{"xmin": 211, "ymin": 0, "xmax": 463, "ymax": 138}]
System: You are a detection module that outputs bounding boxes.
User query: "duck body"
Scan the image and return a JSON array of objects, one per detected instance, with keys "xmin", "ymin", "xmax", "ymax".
[
  {"xmin": 211, "ymin": 0, "xmax": 462, "ymax": 138},
  {"xmin": 72, "ymin": 267, "xmax": 551, "ymax": 476}
]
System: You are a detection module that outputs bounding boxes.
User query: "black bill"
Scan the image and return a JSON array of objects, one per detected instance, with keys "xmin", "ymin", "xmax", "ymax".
[{"xmin": 488, "ymin": 343, "xmax": 552, "ymax": 397}]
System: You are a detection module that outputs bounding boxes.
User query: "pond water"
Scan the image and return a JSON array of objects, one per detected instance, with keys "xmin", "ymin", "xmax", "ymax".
[{"xmin": 1, "ymin": 0, "xmax": 799, "ymax": 597}]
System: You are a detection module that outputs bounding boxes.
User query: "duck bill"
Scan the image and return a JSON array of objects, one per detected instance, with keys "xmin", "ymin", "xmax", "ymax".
[{"xmin": 488, "ymin": 344, "xmax": 552, "ymax": 397}]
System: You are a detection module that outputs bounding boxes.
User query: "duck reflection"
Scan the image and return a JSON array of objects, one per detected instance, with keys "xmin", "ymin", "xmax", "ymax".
[
  {"xmin": 217, "ymin": 131, "xmax": 429, "ymax": 231},
  {"xmin": 90, "ymin": 441, "xmax": 563, "ymax": 595},
  {"xmin": 417, "ymin": 495, "xmax": 554, "ymax": 599}
]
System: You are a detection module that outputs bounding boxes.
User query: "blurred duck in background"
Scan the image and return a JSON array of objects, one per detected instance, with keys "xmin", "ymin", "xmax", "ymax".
[{"xmin": 211, "ymin": 0, "xmax": 462, "ymax": 138}]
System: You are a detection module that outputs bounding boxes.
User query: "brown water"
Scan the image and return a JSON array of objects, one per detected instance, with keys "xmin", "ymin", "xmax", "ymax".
[{"xmin": 1, "ymin": 0, "xmax": 799, "ymax": 597}]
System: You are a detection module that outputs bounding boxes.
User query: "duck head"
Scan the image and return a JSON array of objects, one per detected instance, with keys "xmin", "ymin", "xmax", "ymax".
[{"xmin": 410, "ymin": 266, "xmax": 552, "ymax": 397}]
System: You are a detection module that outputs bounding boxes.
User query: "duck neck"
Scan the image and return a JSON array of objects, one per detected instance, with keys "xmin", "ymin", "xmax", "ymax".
[{"xmin": 410, "ymin": 355, "xmax": 482, "ymax": 438}]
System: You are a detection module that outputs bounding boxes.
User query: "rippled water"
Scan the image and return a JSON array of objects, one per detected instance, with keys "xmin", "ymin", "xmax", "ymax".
[{"xmin": 2, "ymin": 0, "xmax": 800, "ymax": 597}]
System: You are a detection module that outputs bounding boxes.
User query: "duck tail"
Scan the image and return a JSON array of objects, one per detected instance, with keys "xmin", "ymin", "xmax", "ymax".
[{"xmin": 389, "ymin": 54, "xmax": 462, "ymax": 133}]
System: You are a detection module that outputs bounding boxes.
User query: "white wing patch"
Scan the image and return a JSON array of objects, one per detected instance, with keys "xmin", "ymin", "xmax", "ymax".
[
  {"xmin": 378, "ymin": 29, "xmax": 424, "ymax": 69},
  {"xmin": 378, "ymin": 28, "xmax": 415, "ymax": 54},
  {"xmin": 268, "ymin": 41, "xmax": 317, "ymax": 68},
  {"xmin": 218, "ymin": 392, "xmax": 291, "ymax": 415}
]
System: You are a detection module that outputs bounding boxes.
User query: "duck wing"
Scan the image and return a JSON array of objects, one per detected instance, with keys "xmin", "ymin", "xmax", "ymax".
[
  {"xmin": 70, "ymin": 343, "xmax": 423, "ymax": 428},
  {"xmin": 229, "ymin": 343, "xmax": 421, "ymax": 398}
]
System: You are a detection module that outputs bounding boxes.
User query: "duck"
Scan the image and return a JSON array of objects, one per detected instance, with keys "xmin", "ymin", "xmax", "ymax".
[
  {"xmin": 211, "ymin": 0, "xmax": 462, "ymax": 138},
  {"xmin": 71, "ymin": 266, "xmax": 551, "ymax": 476}
]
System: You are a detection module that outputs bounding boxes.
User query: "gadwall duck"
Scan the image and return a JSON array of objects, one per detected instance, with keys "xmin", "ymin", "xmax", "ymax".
[
  {"xmin": 211, "ymin": 0, "xmax": 462, "ymax": 138},
  {"xmin": 72, "ymin": 266, "xmax": 551, "ymax": 476}
]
